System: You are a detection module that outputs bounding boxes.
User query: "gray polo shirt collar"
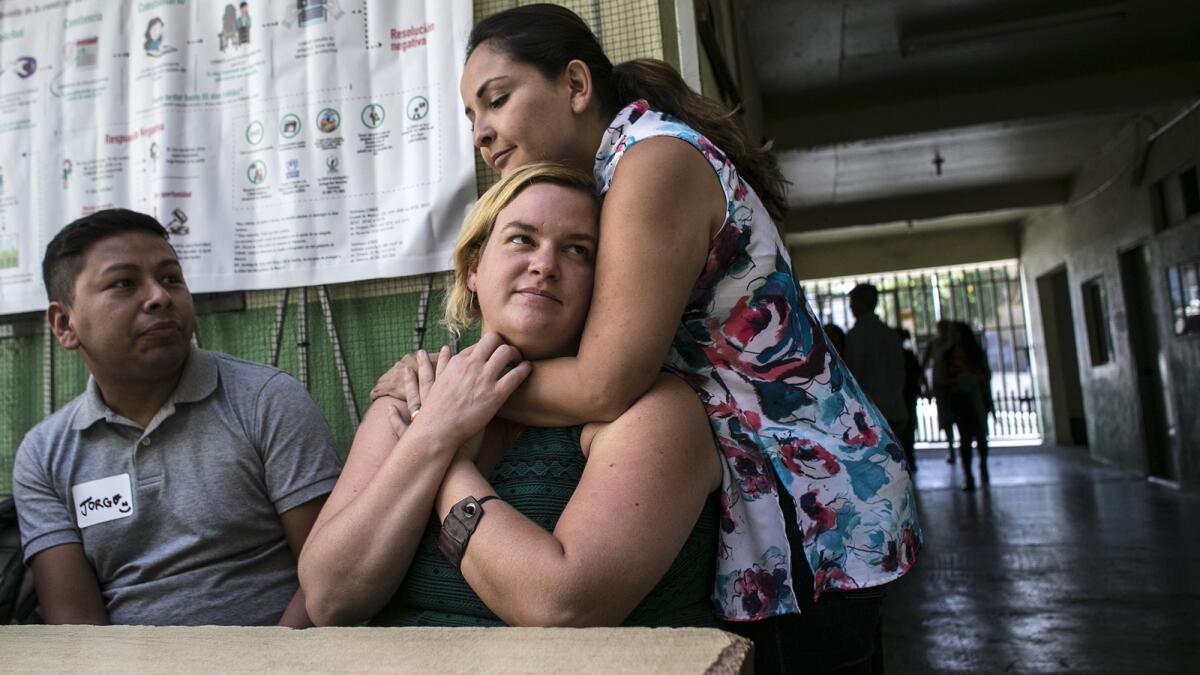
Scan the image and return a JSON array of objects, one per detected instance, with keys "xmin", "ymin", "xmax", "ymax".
[{"xmin": 70, "ymin": 347, "xmax": 219, "ymax": 432}]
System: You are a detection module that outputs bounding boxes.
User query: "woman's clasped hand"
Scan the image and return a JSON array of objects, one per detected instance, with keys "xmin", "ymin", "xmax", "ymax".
[{"xmin": 391, "ymin": 338, "xmax": 530, "ymax": 451}]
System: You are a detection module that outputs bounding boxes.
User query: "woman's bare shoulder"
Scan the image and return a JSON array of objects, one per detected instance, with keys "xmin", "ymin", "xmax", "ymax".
[
  {"xmin": 582, "ymin": 373, "xmax": 718, "ymax": 487},
  {"xmin": 605, "ymin": 136, "xmax": 726, "ymax": 237}
]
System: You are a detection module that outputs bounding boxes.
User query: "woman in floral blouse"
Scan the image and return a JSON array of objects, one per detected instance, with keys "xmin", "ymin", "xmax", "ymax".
[{"xmin": 377, "ymin": 5, "xmax": 922, "ymax": 672}]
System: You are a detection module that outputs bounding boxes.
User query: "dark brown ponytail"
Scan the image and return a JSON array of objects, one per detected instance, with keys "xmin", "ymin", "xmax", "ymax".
[{"xmin": 469, "ymin": 4, "xmax": 789, "ymax": 222}]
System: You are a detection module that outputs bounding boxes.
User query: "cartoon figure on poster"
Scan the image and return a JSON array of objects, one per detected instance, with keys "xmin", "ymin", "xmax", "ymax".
[
  {"xmin": 144, "ymin": 18, "xmax": 178, "ymax": 58},
  {"xmin": 62, "ymin": 160, "xmax": 72, "ymax": 190},
  {"xmin": 237, "ymin": 2, "xmax": 252, "ymax": 42},
  {"xmin": 220, "ymin": 3, "xmax": 252, "ymax": 51},
  {"xmin": 282, "ymin": 0, "xmax": 345, "ymax": 29}
]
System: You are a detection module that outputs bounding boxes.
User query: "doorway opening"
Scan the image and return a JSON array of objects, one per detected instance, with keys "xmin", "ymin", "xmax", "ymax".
[
  {"xmin": 1035, "ymin": 267, "xmax": 1087, "ymax": 446},
  {"xmin": 803, "ymin": 261, "xmax": 1039, "ymax": 445},
  {"xmin": 1118, "ymin": 244, "xmax": 1174, "ymax": 480}
]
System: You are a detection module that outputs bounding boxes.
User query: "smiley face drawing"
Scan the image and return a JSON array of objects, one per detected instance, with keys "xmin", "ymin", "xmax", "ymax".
[{"xmin": 78, "ymin": 491, "xmax": 133, "ymax": 518}]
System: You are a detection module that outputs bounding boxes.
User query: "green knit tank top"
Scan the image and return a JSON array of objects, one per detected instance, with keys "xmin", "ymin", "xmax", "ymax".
[{"xmin": 370, "ymin": 426, "xmax": 719, "ymax": 627}]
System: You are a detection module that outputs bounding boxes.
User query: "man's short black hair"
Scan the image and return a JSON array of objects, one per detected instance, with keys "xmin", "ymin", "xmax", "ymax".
[
  {"xmin": 43, "ymin": 208, "xmax": 170, "ymax": 305},
  {"xmin": 848, "ymin": 283, "xmax": 879, "ymax": 311}
]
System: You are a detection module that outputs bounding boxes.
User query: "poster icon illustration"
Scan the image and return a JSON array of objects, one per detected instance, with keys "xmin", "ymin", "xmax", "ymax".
[
  {"xmin": 361, "ymin": 103, "xmax": 384, "ymax": 129},
  {"xmin": 165, "ymin": 208, "xmax": 189, "ymax": 236},
  {"xmin": 407, "ymin": 96, "xmax": 429, "ymax": 121},
  {"xmin": 317, "ymin": 108, "xmax": 340, "ymax": 133},
  {"xmin": 5, "ymin": 57, "xmax": 37, "ymax": 79},
  {"xmin": 246, "ymin": 120, "xmax": 265, "ymax": 145},
  {"xmin": 0, "ymin": 228, "xmax": 17, "ymax": 270},
  {"xmin": 280, "ymin": 113, "xmax": 301, "ymax": 138},
  {"xmin": 71, "ymin": 37, "xmax": 99, "ymax": 69},
  {"xmin": 51, "ymin": 39, "xmax": 97, "ymax": 97},
  {"xmin": 247, "ymin": 160, "xmax": 266, "ymax": 185},
  {"xmin": 282, "ymin": 0, "xmax": 346, "ymax": 29}
]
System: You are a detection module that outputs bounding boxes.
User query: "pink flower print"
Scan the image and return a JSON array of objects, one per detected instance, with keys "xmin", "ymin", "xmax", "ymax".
[
  {"xmin": 733, "ymin": 179, "xmax": 748, "ymax": 202},
  {"xmin": 697, "ymin": 136, "xmax": 727, "ymax": 165},
  {"xmin": 704, "ymin": 396, "xmax": 758, "ymax": 432},
  {"xmin": 797, "ymin": 490, "xmax": 838, "ymax": 540},
  {"xmin": 812, "ymin": 562, "xmax": 855, "ymax": 594},
  {"xmin": 843, "ymin": 410, "xmax": 880, "ymax": 448},
  {"xmin": 743, "ymin": 409, "xmax": 762, "ymax": 433},
  {"xmin": 902, "ymin": 524, "xmax": 920, "ymax": 566},
  {"xmin": 724, "ymin": 295, "xmax": 773, "ymax": 351},
  {"xmin": 778, "ymin": 437, "xmax": 841, "ymax": 479},
  {"xmin": 721, "ymin": 439, "xmax": 775, "ymax": 499},
  {"xmin": 734, "ymin": 566, "xmax": 788, "ymax": 619}
]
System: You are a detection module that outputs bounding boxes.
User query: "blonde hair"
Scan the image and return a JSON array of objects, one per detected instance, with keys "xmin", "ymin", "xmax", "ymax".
[{"xmin": 444, "ymin": 161, "xmax": 598, "ymax": 338}]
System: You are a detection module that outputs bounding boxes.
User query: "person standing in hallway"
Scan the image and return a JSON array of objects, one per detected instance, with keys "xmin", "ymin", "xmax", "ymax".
[
  {"xmin": 945, "ymin": 322, "xmax": 993, "ymax": 490},
  {"xmin": 923, "ymin": 320, "xmax": 957, "ymax": 463},
  {"xmin": 844, "ymin": 284, "xmax": 910, "ymax": 471},
  {"xmin": 898, "ymin": 328, "xmax": 926, "ymax": 473}
]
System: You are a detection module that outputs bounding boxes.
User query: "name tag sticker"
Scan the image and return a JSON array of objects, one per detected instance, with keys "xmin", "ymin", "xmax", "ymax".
[{"xmin": 71, "ymin": 474, "xmax": 134, "ymax": 529}]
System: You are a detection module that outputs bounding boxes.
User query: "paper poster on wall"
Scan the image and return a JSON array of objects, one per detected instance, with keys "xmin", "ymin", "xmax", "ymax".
[{"xmin": 0, "ymin": 0, "xmax": 475, "ymax": 314}]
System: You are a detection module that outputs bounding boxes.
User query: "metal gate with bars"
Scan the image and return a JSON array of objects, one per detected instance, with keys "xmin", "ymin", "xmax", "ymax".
[{"xmin": 801, "ymin": 261, "xmax": 1040, "ymax": 445}]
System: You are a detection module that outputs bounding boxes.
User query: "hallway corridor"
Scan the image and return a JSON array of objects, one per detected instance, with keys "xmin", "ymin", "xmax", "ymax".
[{"xmin": 883, "ymin": 445, "xmax": 1200, "ymax": 673}]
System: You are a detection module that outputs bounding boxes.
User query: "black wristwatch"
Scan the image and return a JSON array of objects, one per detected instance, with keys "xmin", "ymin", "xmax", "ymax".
[{"xmin": 438, "ymin": 495, "xmax": 498, "ymax": 570}]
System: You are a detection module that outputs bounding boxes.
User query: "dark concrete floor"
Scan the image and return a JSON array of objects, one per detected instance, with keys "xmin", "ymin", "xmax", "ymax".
[{"xmin": 882, "ymin": 445, "xmax": 1200, "ymax": 673}]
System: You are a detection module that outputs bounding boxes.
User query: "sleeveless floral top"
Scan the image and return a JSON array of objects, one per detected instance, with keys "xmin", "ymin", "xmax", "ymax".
[{"xmin": 594, "ymin": 101, "xmax": 923, "ymax": 621}]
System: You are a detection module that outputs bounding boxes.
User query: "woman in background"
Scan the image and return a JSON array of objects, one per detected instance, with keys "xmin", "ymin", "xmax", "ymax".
[{"xmin": 945, "ymin": 322, "xmax": 993, "ymax": 490}]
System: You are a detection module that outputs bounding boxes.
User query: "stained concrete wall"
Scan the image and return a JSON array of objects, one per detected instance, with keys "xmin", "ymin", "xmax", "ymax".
[{"xmin": 1020, "ymin": 105, "xmax": 1200, "ymax": 488}]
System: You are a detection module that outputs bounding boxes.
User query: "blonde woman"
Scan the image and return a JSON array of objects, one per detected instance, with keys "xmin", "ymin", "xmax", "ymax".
[{"xmin": 298, "ymin": 163, "xmax": 721, "ymax": 627}]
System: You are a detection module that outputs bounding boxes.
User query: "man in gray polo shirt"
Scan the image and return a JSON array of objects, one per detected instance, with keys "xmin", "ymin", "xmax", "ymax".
[{"xmin": 12, "ymin": 209, "xmax": 342, "ymax": 626}]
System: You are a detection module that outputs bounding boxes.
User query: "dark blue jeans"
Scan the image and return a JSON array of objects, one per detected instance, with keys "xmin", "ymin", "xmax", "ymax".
[{"xmin": 722, "ymin": 486, "xmax": 887, "ymax": 674}]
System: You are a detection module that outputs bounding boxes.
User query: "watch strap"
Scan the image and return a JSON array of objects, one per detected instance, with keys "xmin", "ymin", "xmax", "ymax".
[{"xmin": 438, "ymin": 495, "xmax": 497, "ymax": 570}]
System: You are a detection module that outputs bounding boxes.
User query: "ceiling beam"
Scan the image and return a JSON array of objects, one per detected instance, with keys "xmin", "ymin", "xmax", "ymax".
[
  {"xmin": 790, "ymin": 221, "xmax": 1020, "ymax": 281},
  {"xmin": 900, "ymin": 3, "xmax": 1130, "ymax": 57},
  {"xmin": 764, "ymin": 62, "xmax": 1200, "ymax": 149},
  {"xmin": 783, "ymin": 178, "xmax": 1070, "ymax": 232}
]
